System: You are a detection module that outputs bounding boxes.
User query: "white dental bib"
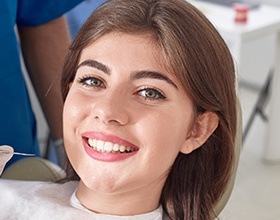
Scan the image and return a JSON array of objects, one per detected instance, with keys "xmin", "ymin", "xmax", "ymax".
[{"xmin": 0, "ymin": 179, "xmax": 167, "ymax": 219}]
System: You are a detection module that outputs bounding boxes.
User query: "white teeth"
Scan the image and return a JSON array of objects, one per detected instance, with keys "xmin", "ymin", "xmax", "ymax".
[
  {"xmin": 119, "ymin": 145, "xmax": 126, "ymax": 152},
  {"xmin": 113, "ymin": 144, "xmax": 119, "ymax": 152},
  {"xmin": 87, "ymin": 139, "xmax": 134, "ymax": 153},
  {"xmin": 104, "ymin": 142, "xmax": 113, "ymax": 152},
  {"xmin": 88, "ymin": 139, "xmax": 94, "ymax": 147},
  {"xmin": 97, "ymin": 140, "xmax": 104, "ymax": 151}
]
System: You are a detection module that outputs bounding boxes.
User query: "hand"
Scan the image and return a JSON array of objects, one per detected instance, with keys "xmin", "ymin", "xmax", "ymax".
[{"xmin": 0, "ymin": 145, "xmax": 14, "ymax": 176}]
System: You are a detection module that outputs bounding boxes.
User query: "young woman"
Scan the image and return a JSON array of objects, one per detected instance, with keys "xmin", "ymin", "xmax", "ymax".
[
  {"xmin": 61, "ymin": 0, "xmax": 237, "ymax": 219},
  {"xmin": 0, "ymin": 0, "xmax": 237, "ymax": 219}
]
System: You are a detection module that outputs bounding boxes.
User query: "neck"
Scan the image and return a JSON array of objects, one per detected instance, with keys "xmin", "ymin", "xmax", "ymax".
[{"xmin": 76, "ymin": 181, "xmax": 162, "ymax": 216}]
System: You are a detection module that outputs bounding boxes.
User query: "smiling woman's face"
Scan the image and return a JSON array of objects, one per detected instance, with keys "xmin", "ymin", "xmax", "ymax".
[{"xmin": 63, "ymin": 32, "xmax": 197, "ymax": 213}]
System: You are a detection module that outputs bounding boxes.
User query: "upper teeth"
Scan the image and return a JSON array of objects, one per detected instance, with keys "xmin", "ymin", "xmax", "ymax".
[{"xmin": 88, "ymin": 139, "xmax": 134, "ymax": 153}]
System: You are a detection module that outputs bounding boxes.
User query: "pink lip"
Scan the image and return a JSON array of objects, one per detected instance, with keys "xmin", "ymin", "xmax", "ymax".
[{"xmin": 81, "ymin": 132, "xmax": 139, "ymax": 162}]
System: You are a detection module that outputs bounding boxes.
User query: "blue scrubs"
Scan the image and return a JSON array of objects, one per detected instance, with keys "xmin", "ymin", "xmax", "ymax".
[
  {"xmin": 0, "ymin": 0, "xmax": 82, "ymax": 167},
  {"xmin": 66, "ymin": 0, "xmax": 107, "ymax": 38}
]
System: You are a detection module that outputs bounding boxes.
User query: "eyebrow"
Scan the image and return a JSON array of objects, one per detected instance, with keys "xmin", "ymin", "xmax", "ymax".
[
  {"xmin": 77, "ymin": 59, "xmax": 111, "ymax": 75},
  {"xmin": 130, "ymin": 71, "xmax": 178, "ymax": 89},
  {"xmin": 77, "ymin": 59, "xmax": 178, "ymax": 89}
]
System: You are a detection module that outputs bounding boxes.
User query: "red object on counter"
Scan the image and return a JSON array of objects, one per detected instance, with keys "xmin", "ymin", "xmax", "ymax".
[{"xmin": 234, "ymin": 3, "xmax": 249, "ymax": 23}]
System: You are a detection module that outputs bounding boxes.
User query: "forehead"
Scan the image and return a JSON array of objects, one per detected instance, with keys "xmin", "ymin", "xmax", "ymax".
[
  {"xmin": 80, "ymin": 32, "xmax": 178, "ymax": 76},
  {"xmin": 80, "ymin": 32, "xmax": 164, "ymax": 63}
]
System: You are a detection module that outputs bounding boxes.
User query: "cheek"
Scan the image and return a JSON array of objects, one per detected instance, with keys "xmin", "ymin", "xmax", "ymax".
[
  {"xmin": 63, "ymin": 92, "xmax": 90, "ymax": 174},
  {"xmin": 132, "ymin": 112, "xmax": 191, "ymax": 181},
  {"xmin": 137, "ymin": 108, "xmax": 192, "ymax": 156},
  {"xmin": 64, "ymin": 91, "xmax": 82, "ymax": 118},
  {"xmin": 63, "ymin": 92, "xmax": 87, "ymax": 151},
  {"xmin": 63, "ymin": 90, "xmax": 88, "ymax": 129}
]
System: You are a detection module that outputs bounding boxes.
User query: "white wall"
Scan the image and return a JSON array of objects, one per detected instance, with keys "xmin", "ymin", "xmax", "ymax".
[{"xmin": 258, "ymin": 0, "xmax": 280, "ymax": 7}]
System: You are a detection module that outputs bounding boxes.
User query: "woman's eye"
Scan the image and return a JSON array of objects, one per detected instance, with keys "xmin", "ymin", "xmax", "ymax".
[
  {"xmin": 138, "ymin": 88, "xmax": 166, "ymax": 100},
  {"xmin": 78, "ymin": 76, "xmax": 105, "ymax": 88}
]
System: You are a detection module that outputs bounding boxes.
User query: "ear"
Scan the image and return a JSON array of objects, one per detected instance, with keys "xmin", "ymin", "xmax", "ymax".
[{"xmin": 180, "ymin": 111, "xmax": 219, "ymax": 154}]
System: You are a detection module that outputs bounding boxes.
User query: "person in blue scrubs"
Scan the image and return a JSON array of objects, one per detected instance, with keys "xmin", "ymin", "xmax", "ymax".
[
  {"xmin": 66, "ymin": 0, "xmax": 107, "ymax": 38},
  {"xmin": 0, "ymin": 0, "xmax": 83, "ymax": 168}
]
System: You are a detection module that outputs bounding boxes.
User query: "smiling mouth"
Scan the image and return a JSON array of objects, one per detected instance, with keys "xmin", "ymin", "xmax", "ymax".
[{"xmin": 86, "ymin": 138, "xmax": 136, "ymax": 153}]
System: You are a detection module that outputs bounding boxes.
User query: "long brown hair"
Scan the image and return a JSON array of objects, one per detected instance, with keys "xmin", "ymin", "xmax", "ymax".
[{"xmin": 61, "ymin": 0, "xmax": 237, "ymax": 219}]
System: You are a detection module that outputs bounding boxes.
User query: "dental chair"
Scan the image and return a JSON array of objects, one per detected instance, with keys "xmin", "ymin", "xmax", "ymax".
[
  {"xmin": 1, "ymin": 157, "xmax": 66, "ymax": 182},
  {"xmin": 1, "ymin": 101, "xmax": 242, "ymax": 217}
]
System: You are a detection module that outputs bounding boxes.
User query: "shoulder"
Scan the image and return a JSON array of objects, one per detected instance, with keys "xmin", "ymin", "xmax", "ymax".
[{"xmin": 17, "ymin": 0, "xmax": 83, "ymax": 26}]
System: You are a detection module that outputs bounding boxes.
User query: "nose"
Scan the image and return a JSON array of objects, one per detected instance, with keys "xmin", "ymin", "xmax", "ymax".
[{"xmin": 92, "ymin": 91, "xmax": 130, "ymax": 126}]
